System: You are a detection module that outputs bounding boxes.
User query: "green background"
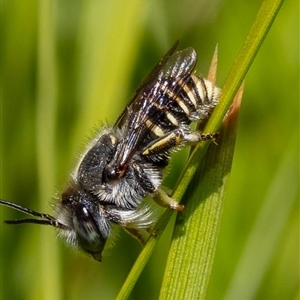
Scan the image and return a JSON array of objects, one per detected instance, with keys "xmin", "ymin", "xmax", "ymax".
[{"xmin": 1, "ymin": 0, "xmax": 298, "ymax": 299}]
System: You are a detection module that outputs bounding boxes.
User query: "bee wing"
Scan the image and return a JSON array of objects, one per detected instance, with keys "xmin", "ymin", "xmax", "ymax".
[
  {"xmin": 115, "ymin": 40, "xmax": 179, "ymax": 128},
  {"xmin": 111, "ymin": 43, "xmax": 197, "ymax": 169},
  {"xmin": 115, "ymin": 42, "xmax": 197, "ymax": 129}
]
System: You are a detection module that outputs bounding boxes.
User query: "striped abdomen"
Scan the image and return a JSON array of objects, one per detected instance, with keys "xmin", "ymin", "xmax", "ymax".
[{"xmin": 144, "ymin": 74, "xmax": 220, "ymax": 140}]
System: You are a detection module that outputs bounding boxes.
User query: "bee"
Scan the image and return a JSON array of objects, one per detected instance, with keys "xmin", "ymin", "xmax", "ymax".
[{"xmin": 0, "ymin": 41, "xmax": 220, "ymax": 261}]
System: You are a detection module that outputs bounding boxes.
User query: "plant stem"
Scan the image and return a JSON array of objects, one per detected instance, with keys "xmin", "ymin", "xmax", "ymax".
[{"xmin": 116, "ymin": 0, "xmax": 285, "ymax": 298}]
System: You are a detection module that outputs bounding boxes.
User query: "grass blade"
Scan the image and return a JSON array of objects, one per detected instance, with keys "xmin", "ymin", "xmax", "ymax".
[
  {"xmin": 224, "ymin": 145, "xmax": 298, "ymax": 300},
  {"xmin": 116, "ymin": 0, "xmax": 285, "ymax": 297},
  {"xmin": 36, "ymin": 1, "xmax": 62, "ymax": 299},
  {"xmin": 159, "ymin": 84, "xmax": 244, "ymax": 300}
]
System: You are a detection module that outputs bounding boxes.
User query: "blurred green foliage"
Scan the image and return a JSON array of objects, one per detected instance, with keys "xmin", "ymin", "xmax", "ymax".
[{"xmin": 1, "ymin": 0, "xmax": 298, "ymax": 300}]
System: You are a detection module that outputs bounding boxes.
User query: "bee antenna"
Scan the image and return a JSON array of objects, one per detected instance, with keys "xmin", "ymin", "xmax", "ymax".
[{"xmin": 0, "ymin": 199, "xmax": 67, "ymax": 230}]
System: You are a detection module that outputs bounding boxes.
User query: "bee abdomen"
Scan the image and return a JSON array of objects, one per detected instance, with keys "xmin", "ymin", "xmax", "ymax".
[
  {"xmin": 145, "ymin": 75, "xmax": 220, "ymax": 140},
  {"xmin": 179, "ymin": 75, "xmax": 220, "ymax": 121}
]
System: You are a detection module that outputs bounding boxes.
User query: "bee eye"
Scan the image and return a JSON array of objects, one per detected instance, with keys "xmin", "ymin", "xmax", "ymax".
[{"xmin": 73, "ymin": 204, "xmax": 107, "ymax": 261}]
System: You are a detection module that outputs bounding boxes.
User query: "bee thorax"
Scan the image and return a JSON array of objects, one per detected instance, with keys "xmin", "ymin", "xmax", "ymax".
[{"xmin": 97, "ymin": 159, "xmax": 162, "ymax": 209}]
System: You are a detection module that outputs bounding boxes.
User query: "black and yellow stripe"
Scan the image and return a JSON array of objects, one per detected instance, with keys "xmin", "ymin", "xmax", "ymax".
[{"xmin": 141, "ymin": 74, "xmax": 219, "ymax": 141}]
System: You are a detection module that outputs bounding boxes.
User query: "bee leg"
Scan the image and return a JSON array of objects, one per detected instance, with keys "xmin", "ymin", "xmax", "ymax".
[
  {"xmin": 146, "ymin": 227, "xmax": 157, "ymax": 236},
  {"xmin": 123, "ymin": 227, "xmax": 147, "ymax": 245},
  {"xmin": 142, "ymin": 130, "xmax": 182, "ymax": 156},
  {"xmin": 183, "ymin": 131, "xmax": 219, "ymax": 144},
  {"xmin": 142, "ymin": 129, "xmax": 218, "ymax": 156},
  {"xmin": 154, "ymin": 189, "xmax": 184, "ymax": 211}
]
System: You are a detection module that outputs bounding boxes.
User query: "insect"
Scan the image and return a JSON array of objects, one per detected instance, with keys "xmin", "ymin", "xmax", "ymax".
[{"xmin": 0, "ymin": 41, "xmax": 220, "ymax": 261}]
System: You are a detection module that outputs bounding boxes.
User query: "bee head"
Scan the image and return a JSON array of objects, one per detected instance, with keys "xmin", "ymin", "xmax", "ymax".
[
  {"xmin": 55, "ymin": 184, "xmax": 111, "ymax": 261},
  {"xmin": 0, "ymin": 183, "xmax": 111, "ymax": 262}
]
